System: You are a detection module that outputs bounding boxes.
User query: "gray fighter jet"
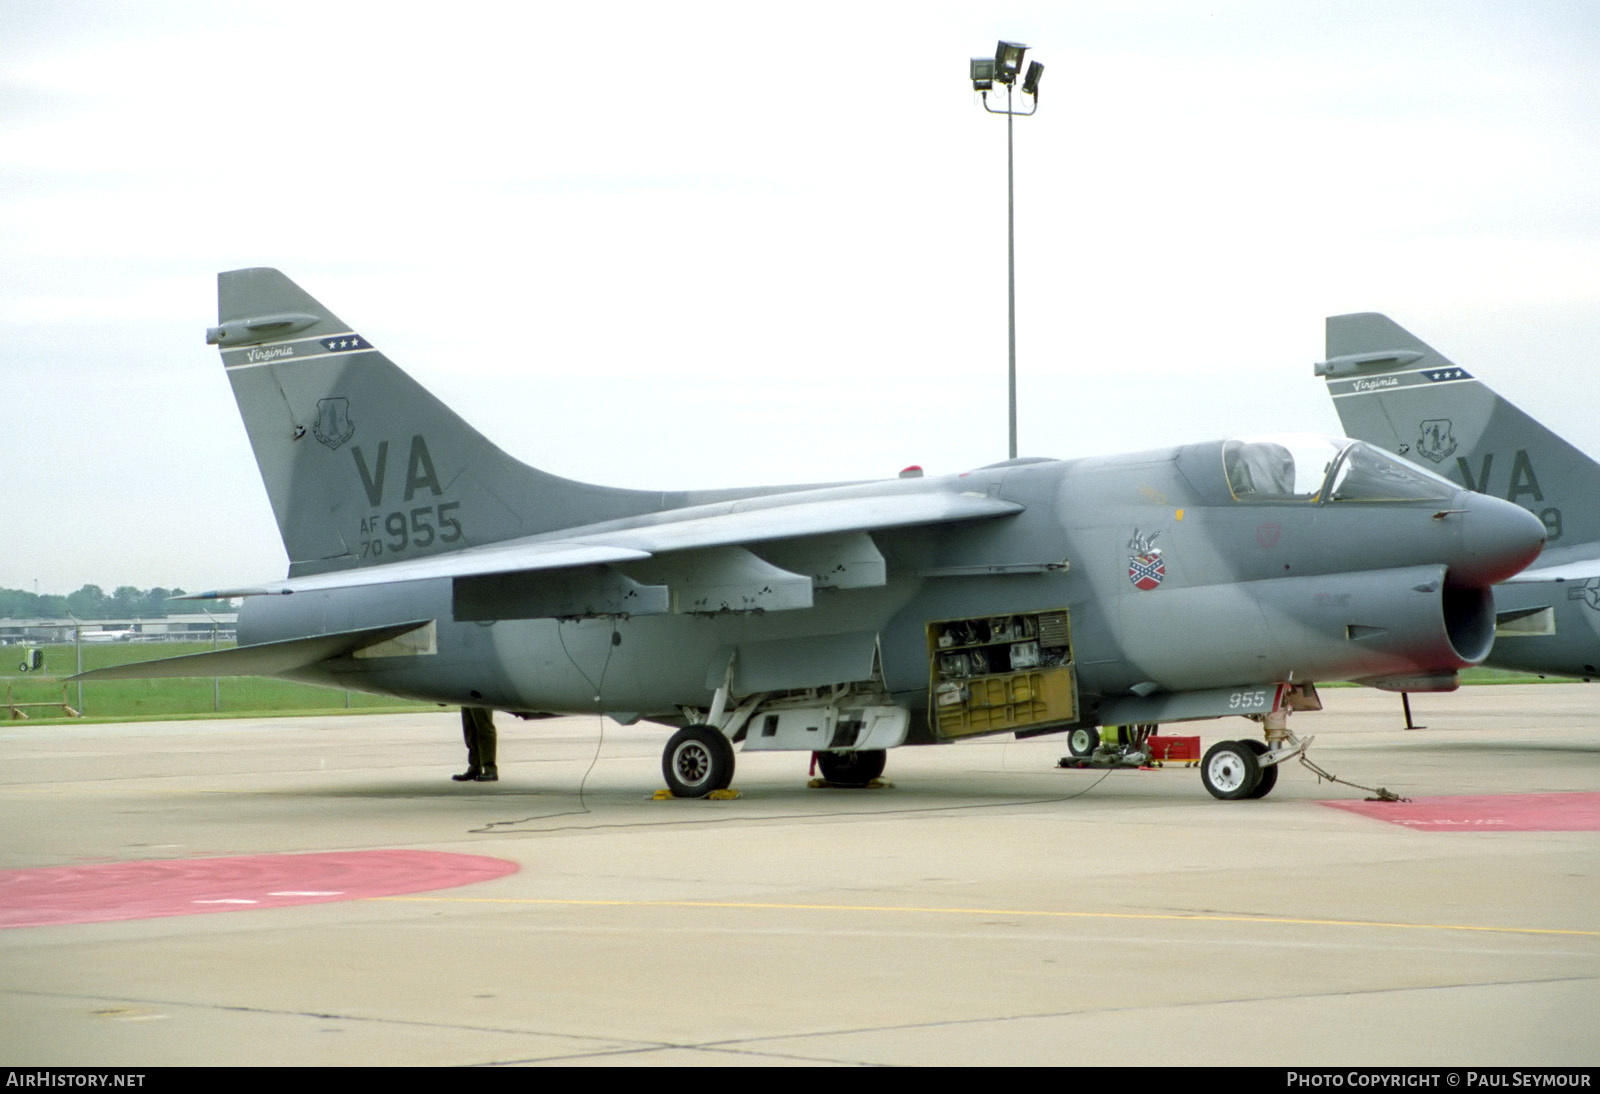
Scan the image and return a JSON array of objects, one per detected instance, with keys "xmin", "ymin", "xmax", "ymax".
[
  {"xmin": 80, "ymin": 270, "xmax": 1546, "ymax": 800},
  {"xmin": 1318, "ymin": 315, "xmax": 1599, "ymax": 681}
]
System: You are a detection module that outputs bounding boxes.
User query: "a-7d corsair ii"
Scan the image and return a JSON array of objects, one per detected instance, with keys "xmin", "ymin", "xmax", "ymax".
[{"xmin": 82, "ymin": 270, "xmax": 1546, "ymax": 800}]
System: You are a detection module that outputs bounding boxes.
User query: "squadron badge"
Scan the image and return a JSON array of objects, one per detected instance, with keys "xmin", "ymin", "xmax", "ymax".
[
  {"xmin": 1127, "ymin": 529, "xmax": 1165, "ymax": 590},
  {"xmin": 1416, "ymin": 419, "xmax": 1457, "ymax": 463},
  {"xmin": 313, "ymin": 397, "xmax": 356, "ymax": 450}
]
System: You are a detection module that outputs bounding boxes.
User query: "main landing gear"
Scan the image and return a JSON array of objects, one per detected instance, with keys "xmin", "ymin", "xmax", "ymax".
[
  {"xmin": 814, "ymin": 748, "xmax": 887, "ymax": 788},
  {"xmin": 658, "ymin": 728, "xmax": 892, "ymax": 797},
  {"xmin": 661, "ymin": 725, "xmax": 736, "ymax": 798},
  {"xmin": 660, "ymin": 673, "xmax": 906, "ymax": 797}
]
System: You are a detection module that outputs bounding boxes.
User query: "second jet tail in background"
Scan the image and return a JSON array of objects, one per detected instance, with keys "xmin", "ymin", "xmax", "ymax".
[{"xmin": 1318, "ymin": 313, "xmax": 1598, "ymax": 548}]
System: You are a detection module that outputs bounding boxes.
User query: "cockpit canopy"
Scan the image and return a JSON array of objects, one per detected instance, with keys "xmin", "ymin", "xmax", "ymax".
[{"xmin": 1223, "ymin": 435, "xmax": 1456, "ymax": 503}]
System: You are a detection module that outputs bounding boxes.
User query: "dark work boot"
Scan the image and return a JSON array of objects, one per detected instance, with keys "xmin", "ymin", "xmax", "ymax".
[
  {"xmin": 474, "ymin": 767, "xmax": 499, "ymax": 782},
  {"xmin": 451, "ymin": 768, "xmax": 481, "ymax": 782}
]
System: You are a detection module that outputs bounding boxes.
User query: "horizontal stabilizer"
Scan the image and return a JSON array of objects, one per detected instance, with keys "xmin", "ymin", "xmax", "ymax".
[{"xmin": 71, "ymin": 620, "xmax": 434, "ymax": 681}]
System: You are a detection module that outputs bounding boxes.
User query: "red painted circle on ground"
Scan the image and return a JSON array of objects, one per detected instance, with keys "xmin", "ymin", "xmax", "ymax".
[
  {"xmin": 1322, "ymin": 791, "xmax": 1600, "ymax": 831},
  {"xmin": 0, "ymin": 850, "xmax": 518, "ymax": 929}
]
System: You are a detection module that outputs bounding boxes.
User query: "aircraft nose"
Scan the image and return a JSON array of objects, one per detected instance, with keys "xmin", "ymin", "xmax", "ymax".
[{"xmin": 1452, "ymin": 493, "xmax": 1547, "ymax": 586}]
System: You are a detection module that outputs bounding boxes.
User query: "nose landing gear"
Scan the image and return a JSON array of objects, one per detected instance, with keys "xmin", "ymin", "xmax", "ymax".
[{"xmin": 1200, "ymin": 708, "xmax": 1309, "ymax": 800}]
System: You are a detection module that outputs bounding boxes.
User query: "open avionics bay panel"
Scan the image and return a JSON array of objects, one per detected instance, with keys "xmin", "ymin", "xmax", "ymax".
[{"xmin": 926, "ymin": 608, "xmax": 1078, "ymax": 739}]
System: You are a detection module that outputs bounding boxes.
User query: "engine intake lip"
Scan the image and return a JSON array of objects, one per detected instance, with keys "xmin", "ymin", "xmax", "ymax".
[{"xmin": 1440, "ymin": 576, "xmax": 1495, "ymax": 666}]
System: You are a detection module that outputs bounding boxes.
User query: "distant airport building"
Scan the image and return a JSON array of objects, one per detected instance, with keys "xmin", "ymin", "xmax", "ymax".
[{"xmin": 0, "ymin": 614, "xmax": 238, "ymax": 645}]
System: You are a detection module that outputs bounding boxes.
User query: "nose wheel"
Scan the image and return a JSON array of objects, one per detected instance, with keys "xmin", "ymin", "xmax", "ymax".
[
  {"xmin": 1201, "ymin": 734, "xmax": 1302, "ymax": 800},
  {"xmin": 1201, "ymin": 740, "xmax": 1262, "ymax": 799},
  {"xmin": 1240, "ymin": 738, "xmax": 1279, "ymax": 798}
]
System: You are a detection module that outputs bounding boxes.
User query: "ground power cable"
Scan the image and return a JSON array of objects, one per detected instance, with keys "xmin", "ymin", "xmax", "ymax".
[
  {"xmin": 465, "ymin": 781, "xmax": 1125, "ymax": 838},
  {"xmin": 469, "ymin": 619, "xmax": 620, "ymax": 834}
]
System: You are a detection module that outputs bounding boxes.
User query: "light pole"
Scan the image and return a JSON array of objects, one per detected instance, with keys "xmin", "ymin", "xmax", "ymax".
[{"xmin": 971, "ymin": 41, "xmax": 1043, "ymax": 460}]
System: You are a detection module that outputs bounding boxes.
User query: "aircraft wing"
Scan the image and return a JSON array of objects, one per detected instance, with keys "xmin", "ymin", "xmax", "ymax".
[
  {"xmin": 189, "ymin": 541, "xmax": 653, "ymax": 598},
  {"xmin": 587, "ymin": 491, "xmax": 1021, "ymax": 553},
  {"xmin": 189, "ymin": 491, "xmax": 1024, "ymax": 599},
  {"xmin": 1502, "ymin": 558, "xmax": 1600, "ymax": 584}
]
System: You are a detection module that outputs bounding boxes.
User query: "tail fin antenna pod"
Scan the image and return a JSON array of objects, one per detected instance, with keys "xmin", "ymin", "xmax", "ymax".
[{"xmin": 207, "ymin": 312, "xmax": 321, "ymax": 346}]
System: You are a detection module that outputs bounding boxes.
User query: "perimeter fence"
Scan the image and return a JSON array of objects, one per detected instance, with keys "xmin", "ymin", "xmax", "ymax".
[{"xmin": 3, "ymin": 637, "xmax": 432, "ymax": 721}]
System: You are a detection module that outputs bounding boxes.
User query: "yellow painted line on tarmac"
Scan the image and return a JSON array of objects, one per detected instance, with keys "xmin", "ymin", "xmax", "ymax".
[{"xmin": 379, "ymin": 895, "xmax": 1600, "ymax": 939}]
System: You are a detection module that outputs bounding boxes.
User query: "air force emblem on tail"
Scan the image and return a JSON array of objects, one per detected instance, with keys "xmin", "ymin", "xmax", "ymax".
[
  {"xmin": 1127, "ymin": 529, "xmax": 1165, "ymax": 590},
  {"xmin": 313, "ymin": 397, "xmax": 356, "ymax": 450},
  {"xmin": 1417, "ymin": 418, "xmax": 1457, "ymax": 463}
]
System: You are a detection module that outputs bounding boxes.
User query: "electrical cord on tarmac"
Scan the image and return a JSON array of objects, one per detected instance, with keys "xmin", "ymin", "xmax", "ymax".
[
  {"xmin": 473, "ymin": 742, "xmax": 1121, "ymax": 838},
  {"xmin": 469, "ymin": 620, "xmax": 620, "ymax": 834},
  {"xmin": 462, "ymin": 781, "xmax": 1123, "ymax": 838}
]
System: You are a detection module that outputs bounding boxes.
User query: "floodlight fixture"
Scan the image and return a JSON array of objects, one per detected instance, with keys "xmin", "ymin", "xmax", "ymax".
[
  {"xmin": 970, "ymin": 57, "xmax": 995, "ymax": 91},
  {"xmin": 994, "ymin": 40, "xmax": 1027, "ymax": 84},
  {"xmin": 1022, "ymin": 60, "xmax": 1044, "ymax": 99}
]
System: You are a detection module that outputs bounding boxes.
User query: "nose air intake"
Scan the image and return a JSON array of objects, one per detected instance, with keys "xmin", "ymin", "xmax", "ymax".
[{"xmin": 1440, "ymin": 583, "xmax": 1495, "ymax": 666}]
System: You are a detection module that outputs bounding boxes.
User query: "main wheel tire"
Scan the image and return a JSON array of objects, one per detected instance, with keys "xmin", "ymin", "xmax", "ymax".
[
  {"xmin": 1242, "ymin": 739, "xmax": 1279, "ymax": 799},
  {"xmin": 1201, "ymin": 740, "xmax": 1262, "ymax": 800},
  {"xmin": 815, "ymin": 749, "xmax": 887, "ymax": 787},
  {"xmin": 1066, "ymin": 727, "xmax": 1098, "ymax": 758},
  {"xmin": 662, "ymin": 725, "xmax": 735, "ymax": 798}
]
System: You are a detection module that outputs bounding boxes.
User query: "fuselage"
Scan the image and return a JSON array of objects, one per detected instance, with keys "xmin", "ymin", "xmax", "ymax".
[
  {"xmin": 239, "ymin": 435, "xmax": 1545, "ymax": 733},
  {"xmin": 1475, "ymin": 556, "xmax": 1600, "ymax": 679}
]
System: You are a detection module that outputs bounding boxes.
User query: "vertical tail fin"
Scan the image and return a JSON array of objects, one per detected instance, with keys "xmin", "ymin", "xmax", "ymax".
[
  {"xmin": 210, "ymin": 268, "xmax": 670, "ymax": 576},
  {"xmin": 1318, "ymin": 313, "xmax": 1599, "ymax": 547}
]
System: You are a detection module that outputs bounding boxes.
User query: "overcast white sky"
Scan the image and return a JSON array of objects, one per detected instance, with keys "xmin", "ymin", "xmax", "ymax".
[{"xmin": 4, "ymin": 1, "xmax": 1598, "ymax": 595}]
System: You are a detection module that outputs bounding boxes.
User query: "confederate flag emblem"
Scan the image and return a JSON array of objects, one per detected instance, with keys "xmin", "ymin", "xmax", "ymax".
[{"xmin": 1127, "ymin": 529, "xmax": 1165, "ymax": 591}]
